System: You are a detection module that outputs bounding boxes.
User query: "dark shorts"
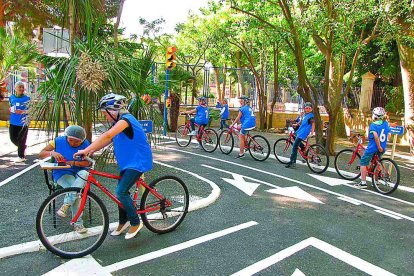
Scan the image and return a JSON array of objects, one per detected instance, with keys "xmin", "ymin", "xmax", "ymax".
[{"xmin": 360, "ymin": 152, "xmax": 382, "ymax": 166}]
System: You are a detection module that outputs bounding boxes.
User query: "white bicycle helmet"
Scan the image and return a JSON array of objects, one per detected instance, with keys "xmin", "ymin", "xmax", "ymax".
[
  {"xmin": 239, "ymin": 95, "xmax": 250, "ymax": 105},
  {"xmin": 98, "ymin": 93, "xmax": 127, "ymax": 111},
  {"xmin": 197, "ymin": 96, "xmax": 207, "ymax": 105},
  {"xmin": 372, "ymin": 107, "xmax": 386, "ymax": 120}
]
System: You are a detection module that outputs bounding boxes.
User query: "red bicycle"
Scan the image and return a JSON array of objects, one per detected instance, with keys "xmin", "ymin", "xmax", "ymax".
[
  {"xmin": 334, "ymin": 133, "xmax": 400, "ymax": 194},
  {"xmin": 273, "ymin": 131, "xmax": 329, "ymax": 173},
  {"xmin": 218, "ymin": 124, "xmax": 270, "ymax": 161},
  {"xmin": 175, "ymin": 113, "xmax": 218, "ymax": 152},
  {"xmin": 36, "ymin": 157, "xmax": 189, "ymax": 259}
]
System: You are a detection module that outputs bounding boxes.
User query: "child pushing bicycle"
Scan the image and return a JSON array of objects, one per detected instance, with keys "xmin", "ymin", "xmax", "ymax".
[
  {"xmin": 355, "ymin": 107, "xmax": 397, "ymax": 189},
  {"xmin": 74, "ymin": 93, "xmax": 153, "ymax": 240},
  {"xmin": 230, "ymin": 95, "xmax": 256, "ymax": 159},
  {"xmin": 39, "ymin": 125, "xmax": 91, "ymax": 234},
  {"xmin": 285, "ymin": 102, "xmax": 315, "ymax": 168}
]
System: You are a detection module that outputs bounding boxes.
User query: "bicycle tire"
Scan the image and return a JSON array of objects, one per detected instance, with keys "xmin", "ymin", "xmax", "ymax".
[
  {"xmin": 306, "ymin": 144, "xmax": 329, "ymax": 174},
  {"xmin": 248, "ymin": 135, "xmax": 270, "ymax": 161},
  {"xmin": 201, "ymin": 128, "xmax": 219, "ymax": 153},
  {"xmin": 175, "ymin": 125, "xmax": 192, "ymax": 147},
  {"xmin": 218, "ymin": 130, "xmax": 234, "ymax": 154},
  {"xmin": 273, "ymin": 138, "xmax": 292, "ymax": 164},
  {"xmin": 372, "ymin": 158, "xmax": 400, "ymax": 195},
  {"xmin": 36, "ymin": 187, "xmax": 109, "ymax": 259},
  {"xmin": 334, "ymin": 149, "xmax": 361, "ymax": 180},
  {"xmin": 140, "ymin": 175, "xmax": 189, "ymax": 234}
]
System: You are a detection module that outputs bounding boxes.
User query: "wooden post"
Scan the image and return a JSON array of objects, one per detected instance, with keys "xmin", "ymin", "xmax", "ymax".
[{"xmin": 390, "ymin": 134, "xmax": 398, "ymax": 160}]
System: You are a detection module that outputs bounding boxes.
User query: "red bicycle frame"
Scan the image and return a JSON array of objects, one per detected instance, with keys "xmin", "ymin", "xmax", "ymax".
[
  {"xmin": 182, "ymin": 114, "xmax": 206, "ymax": 141},
  {"xmin": 70, "ymin": 169, "xmax": 170, "ymax": 225},
  {"xmin": 226, "ymin": 125, "xmax": 252, "ymax": 149}
]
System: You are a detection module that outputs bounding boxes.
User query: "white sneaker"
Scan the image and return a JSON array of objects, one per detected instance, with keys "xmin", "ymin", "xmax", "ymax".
[
  {"xmin": 74, "ymin": 225, "xmax": 88, "ymax": 234},
  {"xmin": 57, "ymin": 204, "xmax": 71, "ymax": 218},
  {"xmin": 189, "ymin": 130, "xmax": 197, "ymax": 136}
]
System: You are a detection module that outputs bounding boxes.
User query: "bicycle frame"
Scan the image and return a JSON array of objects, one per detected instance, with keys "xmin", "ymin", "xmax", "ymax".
[
  {"xmin": 183, "ymin": 115, "xmax": 206, "ymax": 142},
  {"xmin": 226, "ymin": 125, "xmax": 254, "ymax": 149},
  {"xmin": 286, "ymin": 132, "xmax": 311, "ymax": 159},
  {"xmin": 70, "ymin": 169, "xmax": 170, "ymax": 225}
]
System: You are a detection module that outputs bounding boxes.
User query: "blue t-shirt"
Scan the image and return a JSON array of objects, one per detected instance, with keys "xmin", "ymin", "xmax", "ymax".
[
  {"xmin": 365, "ymin": 121, "xmax": 391, "ymax": 154},
  {"xmin": 221, "ymin": 104, "xmax": 229, "ymax": 120},
  {"xmin": 239, "ymin": 105, "xmax": 256, "ymax": 128},
  {"xmin": 9, "ymin": 94, "xmax": 30, "ymax": 126},
  {"xmin": 52, "ymin": 136, "xmax": 90, "ymax": 182},
  {"xmin": 295, "ymin": 112, "xmax": 314, "ymax": 140},
  {"xmin": 195, "ymin": 105, "xmax": 209, "ymax": 125},
  {"xmin": 112, "ymin": 113, "xmax": 153, "ymax": 173}
]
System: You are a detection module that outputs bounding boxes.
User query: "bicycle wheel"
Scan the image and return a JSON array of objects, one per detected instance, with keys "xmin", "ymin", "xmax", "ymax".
[
  {"xmin": 175, "ymin": 125, "xmax": 192, "ymax": 147},
  {"xmin": 372, "ymin": 158, "xmax": 400, "ymax": 195},
  {"xmin": 273, "ymin": 138, "xmax": 292, "ymax": 164},
  {"xmin": 306, "ymin": 144, "xmax": 329, "ymax": 174},
  {"xmin": 140, "ymin": 176, "xmax": 189, "ymax": 234},
  {"xmin": 334, "ymin": 149, "xmax": 361, "ymax": 180},
  {"xmin": 248, "ymin": 135, "xmax": 271, "ymax": 161},
  {"xmin": 218, "ymin": 130, "xmax": 234, "ymax": 154},
  {"xmin": 36, "ymin": 187, "xmax": 109, "ymax": 259},
  {"xmin": 201, "ymin": 128, "xmax": 218, "ymax": 153}
]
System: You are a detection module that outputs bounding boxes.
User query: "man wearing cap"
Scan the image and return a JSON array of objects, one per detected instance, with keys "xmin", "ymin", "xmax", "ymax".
[
  {"xmin": 286, "ymin": 102, "xmax": 315, "ymax": 168},
  {"xmin": 39, "ymin": 125, "xmax": 91, "ymax": 234}
]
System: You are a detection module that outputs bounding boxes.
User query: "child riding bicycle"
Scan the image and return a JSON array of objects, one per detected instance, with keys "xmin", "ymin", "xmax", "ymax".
[
  {"xmin": 230, "ymin": 95, "xmax": 256, "ymax": 159},
  {"xmin": 38, "ymin": 125, "xmax": 91, "ymax": 234},
  {"xmin": 74, "ymin": 93, "xmax": 153, "ymax": 240},
  {"xmin": 183, "ymin": 96, "xmax": 210, "ymax": 137},
  {"xmin": 355, "ymin": 107, "xmax": 397, "ymax": 188},
  {"xmin": 285, "ymin": 102, "xmax": 315, "ymax": 168}
]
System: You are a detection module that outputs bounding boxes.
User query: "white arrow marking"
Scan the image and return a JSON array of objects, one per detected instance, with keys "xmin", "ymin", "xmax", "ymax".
[
  {"xmin": 222, "ymin": 174, "xmax": 260, "ymax": 196},
  {"xmin": 307, "ymin": 174, "xmax": 353, "ymax": 186},
  {"xmin": 231, "ymin": 237, "xmax": 395, "ymax": 276},
  {"xmin": 292, "ymin": 268, "xmax": 306, "ymax": 276},
  {"xmin": 266, "ymin": 186, "xmax": 323, "ymax": 204},
  {"xmin": 42, "ymin": 255, "xmax": 111, "ymax": 276}
]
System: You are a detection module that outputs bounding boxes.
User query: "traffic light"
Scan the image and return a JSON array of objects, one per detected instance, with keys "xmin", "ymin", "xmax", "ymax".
[
  {"xmin": 166, "ymin": 46, "xmax": 177, "ymax": 70},
  {"xmin": 166, "ymin": 97, "xmax": 171, "ymax": 108}
]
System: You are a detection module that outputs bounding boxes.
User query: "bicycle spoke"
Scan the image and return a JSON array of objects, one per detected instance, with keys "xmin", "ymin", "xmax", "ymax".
[{"xmin": 37, "ymin": 188, "xmax": 108, "ymax": 258}]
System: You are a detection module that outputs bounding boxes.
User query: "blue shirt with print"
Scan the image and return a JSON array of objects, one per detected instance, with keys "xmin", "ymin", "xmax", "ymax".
[
  {"xmin": 240, "ymin": 105, "xmax": 256, "ymax": 128},
  {"xmin": 295, "ymin": 112, "xmax": 314, "ymax": 140},
  {"xmin": 195, "ymin": 105, "xmax": 209, "ymax": 125},
  {"xmin": 365, "ymin": 121, "xmax": 391, "ymax": 154},
  {"xmin": 113, "ymin": 113, "xmax": 153, "ymax": 173},
  {"xmin": 9, "ymin": 94, "xmax": 30, "ymax": 126},
  {"xmin": 221, "ymin": 104, "xmax": 229, "ymax": 120}
]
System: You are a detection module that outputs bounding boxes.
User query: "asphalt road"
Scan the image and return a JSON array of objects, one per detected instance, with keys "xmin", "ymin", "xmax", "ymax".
[{"xmin": 0, "ymin": 137, "xmax": 413, "ymax": 275}]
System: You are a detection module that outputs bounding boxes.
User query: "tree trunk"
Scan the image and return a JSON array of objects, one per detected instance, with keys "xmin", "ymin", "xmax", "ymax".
[
  {"xmin": 326, "ymin": 111, "xmax": 338, "ymax": 154},
  {"xmin": 0, "ymin": 0, "xmax": 5, "ymax": 31},
  {"xmin": 169, "ymin": 92, "xmax": 180, "ymax": 132},
  {"xmin": 397, "ymin": 40, "xmax": 414, "ymax": 154},
  {"xmin": 213, "ymin": 67, "xmax": 221, "ymax": 100},
  {"xmin": 222, "ymin": 65, "xmax": 227, "ymax": 101},
  {"xmin": 235, "ymin": 51, "xmax": 246, "ymax": 97},
  {"xmin": 268, "ymin": 43, "xmax": 279, "ymax": 129}
]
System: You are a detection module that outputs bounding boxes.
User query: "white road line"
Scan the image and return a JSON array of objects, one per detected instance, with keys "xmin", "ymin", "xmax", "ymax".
[
  {"xmin": 0, "ymin": 157, "xmax": 49, "ymax": 188},
  {"xmin": 104, "ymin": 221, "xmax": 258, "ymax": 273},
  {"xmin": 231, "ymin": 237, "xmax": 395, "ymax": 276},
  {"xmin": 337, "ymin": 197, "xmax": 361, "ymax": 205},
  {"xmin": 154, "ymin": 160, "xmax": 221, "ymax": 211},
  {"xmin": 374, "ymin": 210, "xmax": 402, "ymax": 220},
  {"xmin": 166, "ymin": 147, "xmax": 414, "ymax": 222}
]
